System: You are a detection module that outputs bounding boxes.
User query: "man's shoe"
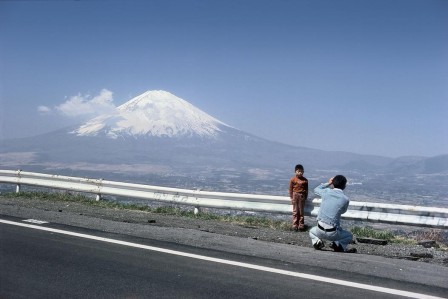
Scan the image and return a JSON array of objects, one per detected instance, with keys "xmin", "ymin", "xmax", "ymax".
[
  {"xmin": 345, "ymin": 248, "xmax": 357, "ymax": 253},
  {"xmin": 331, "ymin": 242, "xmax": 344, "ymax": 252},
  {"xmin": 313, "ymin": 240, "xmax": 324, "ymax": 250}
]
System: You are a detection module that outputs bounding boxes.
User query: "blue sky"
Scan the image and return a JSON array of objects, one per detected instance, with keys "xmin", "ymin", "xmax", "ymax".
[{"xmin": 1, "ymin": 0, "xmax": 447, "ymax": 158}]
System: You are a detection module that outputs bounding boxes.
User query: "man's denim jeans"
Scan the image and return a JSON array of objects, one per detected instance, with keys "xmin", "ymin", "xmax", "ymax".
[{"xmin": 309, "ymin": 225, "xmax": 353, "ymax": 251}]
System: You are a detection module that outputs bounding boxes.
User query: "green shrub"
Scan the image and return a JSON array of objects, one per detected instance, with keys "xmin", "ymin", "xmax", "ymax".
[{"xmin": 350, "ymin": 226, "xmax": 395, "ymax": 241}]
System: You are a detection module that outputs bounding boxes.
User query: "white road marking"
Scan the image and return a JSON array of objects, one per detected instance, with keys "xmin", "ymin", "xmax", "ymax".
[
  {"xmin": 22, "ymin": 219, "xmax": 49, "ymax": 224},
  {"xmin": 0, "ymin": 219, "xmax": 443, "ymax": 299}
]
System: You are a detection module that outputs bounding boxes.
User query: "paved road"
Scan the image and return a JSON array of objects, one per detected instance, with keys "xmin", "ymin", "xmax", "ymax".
[{"xmin": 1, "ymin": 216, "xmax": 446, "ymax": 299}]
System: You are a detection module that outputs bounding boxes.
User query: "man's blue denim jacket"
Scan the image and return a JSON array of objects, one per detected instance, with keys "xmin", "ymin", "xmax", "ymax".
[{"xmin": 314, "ymin": 183, "xmax": 349, "ymax": 228}]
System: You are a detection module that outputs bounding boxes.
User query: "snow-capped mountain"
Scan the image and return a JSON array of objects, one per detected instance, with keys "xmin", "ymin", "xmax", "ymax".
[{"xmin": 72, "ymin": 90, "xmax": 230, "ymax": 138}]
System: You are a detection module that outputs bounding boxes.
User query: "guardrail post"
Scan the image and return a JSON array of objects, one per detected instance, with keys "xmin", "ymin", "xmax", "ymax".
[
  {"xmin": 193, "ymin": 188, "xmax": 201, "ymax": 215},
  {"xmin": 95, "ymin": 178, "xmax": 103, "ymax": 201},
  {"xmin": 15, "ymin": 169, "xmax": 22, "ymax": 193}
]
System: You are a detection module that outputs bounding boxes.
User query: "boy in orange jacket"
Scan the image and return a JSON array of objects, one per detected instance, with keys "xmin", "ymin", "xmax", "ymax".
[{"xmin": 289, "ymin": 164, "xmax": 308, "ymax": 231}]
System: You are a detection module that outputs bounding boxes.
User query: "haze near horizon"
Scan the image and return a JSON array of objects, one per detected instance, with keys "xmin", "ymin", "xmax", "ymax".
[{"xmin": 1, "ymin": 0, "xmax": 447, "ymax": 158}]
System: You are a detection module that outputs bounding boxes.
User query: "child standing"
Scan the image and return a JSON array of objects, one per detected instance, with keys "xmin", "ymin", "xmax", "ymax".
[{"xmin": 289, "ymin": 164, "xmax": 308, "ymax": 231}]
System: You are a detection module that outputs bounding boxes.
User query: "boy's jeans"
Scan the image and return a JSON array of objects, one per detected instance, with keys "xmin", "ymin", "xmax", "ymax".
[
  {"xmin": 309, "ymin": 225, "xmax": 353, "ymax": 251},
  {"xmin": 291, "ymin": 192, "xmax": 305, "ymax": 229}
]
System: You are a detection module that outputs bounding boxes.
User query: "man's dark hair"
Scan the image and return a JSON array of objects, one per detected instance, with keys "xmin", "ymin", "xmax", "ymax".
[
  {"xmin": 332, "ymin": 175, "xmax": 347, "ymax": 190},
  {"xmin": 295, "ymin": 164, "xmax": 304, "ymax": 172}
]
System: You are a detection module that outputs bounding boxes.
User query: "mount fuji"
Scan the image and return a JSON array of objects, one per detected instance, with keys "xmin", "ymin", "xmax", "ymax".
[
  {"xmin": 1, "ymin": 90, "xmax": 446, "ymax": 198},
  {"xmin": 72, "ymin": 90, "xmax": 230, "ymax": 139}
]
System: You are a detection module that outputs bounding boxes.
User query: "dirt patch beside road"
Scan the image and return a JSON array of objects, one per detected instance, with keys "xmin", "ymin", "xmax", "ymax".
[{"xmin": 1, "ymin": 195, "xmax": 447, "ymax": 267}]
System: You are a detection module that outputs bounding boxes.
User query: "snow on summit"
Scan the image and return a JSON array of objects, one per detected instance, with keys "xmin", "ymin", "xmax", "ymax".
[{"xmin": 73, "ymin": 90, "xmax": 229, "ymax": 138}]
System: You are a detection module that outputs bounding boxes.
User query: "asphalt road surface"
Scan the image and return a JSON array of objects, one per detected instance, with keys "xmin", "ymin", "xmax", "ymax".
[{"xmin": 1, "ymin": 216, "xmax": 446, "ymax": 299}]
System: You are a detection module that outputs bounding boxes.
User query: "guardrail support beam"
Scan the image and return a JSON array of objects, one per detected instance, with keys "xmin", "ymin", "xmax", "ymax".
[{"xmin": 0, "ymin": 170, "xmax": 447, "ymax": 228}]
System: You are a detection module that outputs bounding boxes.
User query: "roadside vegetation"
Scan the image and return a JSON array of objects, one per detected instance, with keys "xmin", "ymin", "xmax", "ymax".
[
  {"xmin": 350, "ymin": 226, "xmax": 396, "ymax": 241},
  {"xmin": 1, "ymin": 191, "xmax": 290, "ymax": 230},
  {"xmin": 1, "ymin": 191, "xmax": 446, "ymax": 247}
]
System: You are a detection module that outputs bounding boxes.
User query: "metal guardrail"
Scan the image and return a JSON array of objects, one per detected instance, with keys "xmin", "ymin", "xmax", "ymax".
[{"xmin": 0, "ymin": 170, "xmax": 447, "ymax": 228}]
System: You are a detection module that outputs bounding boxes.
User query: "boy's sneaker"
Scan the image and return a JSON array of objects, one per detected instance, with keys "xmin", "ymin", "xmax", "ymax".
[
  {"xmin": 330, "ymin": 242, "xmax": 344, "ymax": 252},
  {"xmin": 313, "ymin": 240, "xmax": 324, "ymax": 250}
]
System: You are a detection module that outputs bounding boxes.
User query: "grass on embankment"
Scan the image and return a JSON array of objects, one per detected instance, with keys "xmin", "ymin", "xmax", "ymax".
[
  {"xmin": 1, "ymin": 191, "xmax": 291, "ymax": 230},
  {"xmin": 1, "ymin": 191, "xmax": 446, "ymax": 246}
]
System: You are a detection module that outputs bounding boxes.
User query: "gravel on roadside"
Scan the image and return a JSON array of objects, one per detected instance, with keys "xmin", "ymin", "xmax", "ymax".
[{"xmin": 1, "ymin": 196, "xmax": 447, "ymax": 267}]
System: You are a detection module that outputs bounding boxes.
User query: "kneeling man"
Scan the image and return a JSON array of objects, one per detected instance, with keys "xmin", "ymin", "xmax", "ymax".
[{"xmin": 309, "ymin": 175, "xmax": 356, "ymax": 253}]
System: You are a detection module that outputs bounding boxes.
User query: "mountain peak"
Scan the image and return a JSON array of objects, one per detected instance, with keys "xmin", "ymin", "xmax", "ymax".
[{"xmin": 72, "ymin": 90, "xmax": 230, "ymax": 139}]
